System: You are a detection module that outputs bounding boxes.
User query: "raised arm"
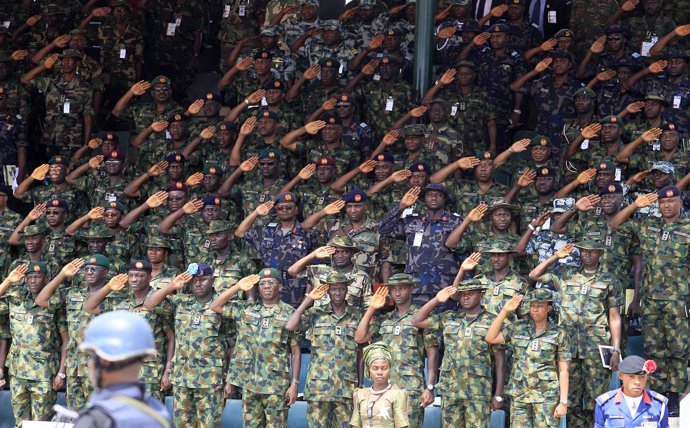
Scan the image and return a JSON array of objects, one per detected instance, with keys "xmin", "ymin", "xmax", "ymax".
[
  {"xmin": 144, "ymin": 272, "xmax": 192, "ymax": 310},
  {"xmin": 66, "ymin": 207, "xmax": 104, "ymax": 235},
  {"xmin": 83, "ymin": 274, "xmax": 128, "ymax": 314},
  {"xmin": 485, "ymin": 295, "xmax": 523, "ymax": 344},
  {"xmin": 287, "ymin": 246, "xmax": 335, "ymax": 277},
  {"xmin": 35, "ymin": 259, "xmax": 85, "ymax": 307},
  {"xmin": 119, "ymin": 191, "xmax": 168, "ymax": 228},
  {"xmin": 330, "ymin": 160, "xmax": 376, "ymax": 194},
  {"xmin": 429, "ymin": 157, "xmax": 480, "ymax": 183},
  {"xmin": 354, "ymin": 287, "xmax": 388, "ymax": 344},
  {"xmin": 528, "ymin": 243, "xmax": 574, "ymax": 281},
  {"xmin": 649, "ymin": 24, "xmax": 690, "ymax": 56},
  {"xmin": 235, "ymin": 201, "xmax": 273, "ymax": 238},
  {"xmin": 112, "ymin": 80, "xmax": 150, "ymax": 118},
  {"xmin": 209, "ymin": 274, "xmax": 259, "ymax": 313},
  {"xmin": 444, "ymin": 204, "xmax": 487, "ymax": 250}
]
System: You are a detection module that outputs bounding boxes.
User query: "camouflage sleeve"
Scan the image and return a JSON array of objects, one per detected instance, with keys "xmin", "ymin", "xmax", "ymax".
[
  {"xmin": 605, "ymin": 274, "xmax": 623, "ymax": 311},
  {"xmin": 220, "ymin": 299, "xmax": 245, "ymax": 321},
  {"xmin": 55, "ymin": 303, "xmax": 68, "ymax": 333},
  {"xmin": 377, "ymin": 207, "xmax": 405, "ymax": 239},
  {"xmin": 300, "ymin": 306, "xmax": 316, "ymax": 335},
  {"xmin": 82, "ymin": 89, "xmax": 95, "ymax": 116},
  {"xmin": 242, "ymin": 226, "xmax": 261, "ymax": 251},
  {"xmin": 618, "ymin": 221, "xmax": 642, "ymax": 256},
  {"xmin": 369, "ymin": 313, "xmax": 382, "ymax": 343},
  {"xmin": 28, "ymin": 76, "xmax": 50, "ymax": 93},
  {"xmin": 556, "ymin": 327, "xmax": 572, "ymax": 362},
  {"xmin": 538, "ymin": 272, "xmax": 562, "ymax": 290},
  {"xmin": 502, "ymin": 319, "xmax": 516, "ymax": 344},
  {"xmin": 421, "ymin": 320, "xmax": 441, "ymax": 349},
  {"xmin": 425, "ymin": 312, "xmax": 443, "ymax": 332}
]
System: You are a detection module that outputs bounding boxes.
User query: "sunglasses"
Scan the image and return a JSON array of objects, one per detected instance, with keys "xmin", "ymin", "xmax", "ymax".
[{"xmin": 607, "ymin": 36, "xmax": 623, "ymax": 41}]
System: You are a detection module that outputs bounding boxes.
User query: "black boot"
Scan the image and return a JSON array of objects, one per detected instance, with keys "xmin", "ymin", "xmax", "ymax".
[{"xmin": 667, "ymin": 392, "xmax": 679, "ymax": 417}]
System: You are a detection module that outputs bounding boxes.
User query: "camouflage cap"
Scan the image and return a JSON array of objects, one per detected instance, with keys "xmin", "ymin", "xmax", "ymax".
[
  {"xmin": 452, "ymin": 0, "xmax": 471, "ymax": 5},
  {"xmin": 420, "ymin": 183, "xmax": 452, "ymax": 201},
  {"xmin": 258, "ymin": 267, "xmax": 282, "ymax": 281},
  {"xmin": 207, "ymin": 220, "xmax": 232, "ymax": 234},
  {"xmin": 150, "ymin": 75, "xmax": 171, "ymax": 87},
  {"xmin": 402, "ymin": 124, "xmax": 426, "ymax": 137},
  {"xmin": 552, "ymin": 197, "xmax": 575, "ymax": 213},
  {"xmin": 523, "ymin": 288, "xmax": 555, "ymax": 302},
  {"xmin": 428, "ymin": 98, "xmax": 450, "ymax": 108},
  {"xmin": 360, "ymin": 0, "xmax": 378, "ymax": 7},
  {"xmin": 146, "ymin": 236, "xmax": 172, "ymax": 249},
  {"xmin": 319, "ymin": 57, "xmax": 341, "ymax": 68},
  {"xmin": 104, "ymin": 200, "xmax": 126, "ymax": 212},
  {"xmin": 327, "ymin": 235, "xmax": 359, "ymax": 250},
  {"xmin": 82, "ymin": 225, "xmax": 115, "ymax": 240},
  {"xmin": 549, "ymin": 48, "xmax": 573, "ymax": 61},
  {"xmin": 483, "ymin": 239, "xmax": 516, "ymax": 253},
  {"xmin": 658, "ymin": 185, "xmax": 681, "ymax": 199},
  {"xmin": 343, "ymin": 189, "xmax": 368, "ymax": 203},
  {"xmin": 554, "ymin": 28, "xmax": 575, "ymax": 38},
  {"xmin": 84, "ymin": 254, "xmax": 110, "ymax": 268},
  {"xmin": 111, "ymin": 0, "xmax": 132, "ymax": 11},
  {"xmin": 666, "ymin": 49, "xmax": 690, "ymax": 60},
  {"xmin": 651, "ymin": 161, "xmax": 674, "ymax": 175},
  {"xmin": 324, "ymin": 271, "xmax": 351, "ymax": 284},
  {"xmin": 530, "ymin": 135, "xmax": 552, "ymax": 147},
  {"xmin": 573, "ymin": 87, "xmax": 596, "ymax": 99},
  {"xmin": 385, "ymin": 273, "xmax": 418, "ymax": 286},
  {"xmin": 302, "ymin": 0, "xmax": 320, "ymax": 6},
  {"xmin": 487, "ymin": 197, "xmax": 520, "ymax": 214},
  {"xmin": 455, "ymin": 279, "xmax": 488, "ymax": 292},
  {"xmin": 43, "ymin": 4, "xmax": 65, "ymax": 15},
  {"xmin": 27, "ymin": 261, "xmax": 49, "ymax": 275},
  {"xmin": 68, "ymin": 29, "xmax": 87, "ymax": 37},
  {"xmin": 599, "ymin": 182, "xmax": 624, "ymax": 195},
  {"xmin": 644, "ymin": 92, "xmax": 669, "ymax": 106},
  {"xmin": 455, "ymin": 60, "xmax": 477, "ymax": 70},
  {"xmin": 604, "ymin": 24, "xmax": 630, "ymax": 37},
  {"xmin": 22, "ymin": 225, "xmax": 46, "ymax": 237},
  {"xmin": 128, "ymin": 259, "xmax": 152, "ymax": 274},
  {"xmin": 321, "ymin": 20, "xmax": 342, "ymax": 31},
  {"xmin": 258, "ymin": 147, "xmax": 281, "ymax": 159},
  {"xmin": 260, "ymin": 25, "xmax": 281, "ymax": 37},
  {"xmin": 574, "ymin": 239, "xmax": 605, "ymax": 251}
]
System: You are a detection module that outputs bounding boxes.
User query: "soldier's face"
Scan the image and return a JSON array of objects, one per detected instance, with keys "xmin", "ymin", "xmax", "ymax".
[
  {"xmin": 474, "ymin": 160, "xmax": 494, "ymax": 182},
  {"xmin": 369, "ymin": 358, "xmax": 391, "ymax": 384},
  {"xmin": 216, "ymin": 130, "xmax": 234, "ymax": 147},
  {"xmin": 383, "ymin": 35, "xmax": 402, "ymax": 52},
  {"xmin": 458, "ymin": 290, "xmax": 482, "ymax": 310},
  {"xmin": 529, "ymin": 301, "xmax": 551, "ymax": 323},
  {"xmin": 265, "ymin": 89, "xmax": 283, "ymax": 105},
  {"xmin": 489, "ymin": 252, "xmax": 511, "ymax": 271},
  {"xmin": 259, "ymin": 158, "xmax": 279, "ymax": 177},
  {"xmin": 192, "ymin": 275, "xmax": 214, "ymax": 299},
  {"xmin": 428, "ymin": 103, "xmax": 448, "ymax": 123},
  {"xmin": 203, "ymin": 174, "xmax": 221, "ymax": 191},
  {"xmin": 258, "ymin": 278, "xmax": 281, "ymax": 302},
  {"xmin": 49, "ymin": 164, "xmax": 67, "ymax": 183},
  {"xmin": 423, "ymin": 190, "xmax": 446, "ymax": 211},
  {"xmin": 667, "ymin": 58, "xmax": 687, "ymax": 77},
  {"xmin": 379, "ymin": 63, "xmax": 397, "ymax": 80},
  {"xmin": 332, "ymin": 248, "xmax": 354, "ymax": 267},
  {"xmin": 579, "ymin": 248, "xmax": 602, "ymax": 268},
  {"xmin": 616, "ymin": 66, "xmax": 632, "ymax": 82},
  {"xmin": 456, "ymin": 67, "xmax": 476, "ymax": 86},
  {"xmin": 167, "ymin": 190, "xmax": 187, "ymax": 212},
  {"xmin": 507, "ymin": 5, "xmax": 523, "ymax": 20},
  {"xmin": 489, "ymin": 32, "xmax": 509, "ymax": 49},
  {"xmin": 336, "ymin": 104, "xmax": 354, "ymax": 118},
  {"xmin": 409, "ymin": 172, "xmax": 428, "ymax": 189},
  {"xmin": 26, "ymin": 273, "xmax": 47, "ymax": 294},
  {"xmin": 62, "ymin": 57, "xmax": 79, "ymax": 73},
  {"xmin": 103, "ymin": 209, "xmax": 122, "ymax": 228},
  {"xmin": 113, "ymin": 6, "xmax": 129, "ymax": 21},
  {"xmin": 45, "ymin": 207, "xmax": 67, "ymax": 226},
  {"xmin": 257, "ymin": 118, "xmax": 277, "ymax": 136},
  {"xmin": 316, "ymin": 165, "xmax": 336, "ymax": 183},
  {"xmin": 345, "ymin": 202, "xmax": 366, "ymax": 222},
  {"xmin": 202, "ymin": 205, "xmax": 222, "ymax": 223},
  {"xmin": 660, "ymin": 131, "xmax": 679, "ymax": 151},
  {"xmin": 552, "ymin": 57, "xmax": 571, "ymax": 75},
  {"xmin": 327, "ymin": 282, "xmax": 348, "ymax": 305},
  {"xmin": 69, "ymin": 35, "xmax": 86, "ymax": 51},
  {"xmin": 147, "ymin": 247, "xmax": 168, "ymax": 264},
  {"xmin": 403, "ymin": 135, "xmax": 424, "ymax": 152},
  {"xmin": 359, "ymin": 6, "xmax": 377, "ymax": 21},
  {"xmin": 209, "ymin": 231, "xmax": 230, "ymax": 251},
  {"xmin": 259, "ymin": 35, "xmax": 278, "ymax": 49},
  {"xmin": 643, "ymin": 100, "xmax": 663, "ymax": 119},
  {"xmin": 322, "ymin": 29, "xmax": 341, "ymax": 46},
  {"xmin": 606, "ymin": 33, "xmax": 626, "ymax": 51},
  {"xmin": 601, "ymin": 193, "xmax": 623, "ymax": 215},
  {"xmin": 389, "ymin": 285, "xmax": 412, "ymax": 306},
  {"xmin": 530, "ymin": 145, "xmax": 550, "ymax": 163},
  {"xmin": 202, "ymin": 100, "xmax": 221, "ymax": 117},
  {"xmin": 404, "ymin": 4, "xmax": 416, "ymax": 21},
  {"xmin": 595, "ymin": 171, "xmax": 615, "ymax": 189},
  {"xmin": 618, "ymin": 373, "xmax": 648, "ymax": 397},
  {"xmin": 643, "ymin": 0, "xmax": 662, "ymax": 15},
  {"xmin": 24, "ymin": 235, "xmax": 44, "ymax": 253},
  {"xmin": 151, "ymin": 85, "xmax": 172, "ymax": 102},
  {"xmin": 535, "ymin": 176, "xmax": 555, "ymax": 194},
  {"xmin": 169, "ymin": 122, "xmax": 188, "ymax": 139},
  {"xmin": 556, "ymin": 37, "xmax": 573, "ymax": 51},
  {"xmin": 490, "ymin": 208, "xmax": 512, "ymax": 231},
  {"xmin": 652, "ymin": 171, "xmax": 673, "ymax": 189},
  {"xmin": 321, "ymin": 124, "xmax": 342, "ymax": 143},
  {"xmin": 128, "ymin": 270, "xmax": 151, "ymax": 293},
  {"xmin": 574, "ymin": 96, "xmax": 594, "ymax": 114},
  {"xmin": 167, "ymin": 162, "xmax": 184, "ymax": 181},
  {"xmin": 83, "ymin": 265, "xmax": 107, "ymax": 285},
  {"xmin": 600, "ymin": 124, "xmax": 621, "ymax": 143},
  {"xmin": 104, "ymin": 159, "xmax": 124, "ymax": 175},
  {"xmin": 374, "ymin": 163, "xmax": 393, "ymax": 181},
  {"xmin": 301, "ymin": 5, "xmax": 318, "ymax": 20},
  {"xmin": 659, "ymin": 195, "xmax": 681, "ymax": 219},
  {"xmin": 254, "ymin": 58, "xmax": 272, "ymax": 75},
  {"xmin": 102, "ymin": 140, "xmax": 118, "ymax": 153},
  {"xmin": 87, "ymin": 239, "xmax": 108, "ymax": 254},
  {"xmin": 275, "ymin": 202, "xmax": 297, "ymax": 221}
]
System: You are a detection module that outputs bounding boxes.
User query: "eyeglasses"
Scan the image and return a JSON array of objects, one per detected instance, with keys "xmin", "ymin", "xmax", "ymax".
[
  {"xmin": 151, "ymin": 86, "xmax": 171, "ymax": 92},
  {"xmin": 275, "ymin": 205, "xmax": 294, "ymax": 211},
  {"xmin": 607, "ymin": 36, "xmax": 623, "ymax": 41}
]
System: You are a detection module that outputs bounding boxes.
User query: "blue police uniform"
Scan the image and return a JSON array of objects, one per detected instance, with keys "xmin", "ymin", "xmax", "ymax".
[
  {"xmin": 74, "ymin": 384, "xmax": 172, "ymax": 428},
  {"xmin": 594, "ymin": 388, "xmax": 669, "ymax": 428}
]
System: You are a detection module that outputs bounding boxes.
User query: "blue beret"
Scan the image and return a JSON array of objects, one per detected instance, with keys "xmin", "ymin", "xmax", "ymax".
[
  {"xmin": 658, "ymin": 185, "xmax": 681, "ymax": 199},
  {"xmin": 128, "ymin": 259, "xmax": 152, "ymax": 273},
  {"xmin": 343, "ymin": 189, "xmax": 368, "ymax": 203},
  {"xmin": 274, "ymin": 191, "xmax": 297, "ymax": 204},
  {"xmin": 187, "ymin": 263, "xmax": 213, "ymax": 277},
  {"xmin": 599, "ymin": 182, "xmax": 624, "ymax": 195},
  {"xmin": 202, "ymin": 195, "xmax": 222, "ymax": 206},
  {"xmin": 373, "ymin": 152, "xmax": 395, "ymax": 163},
  {"xmin": 47, "ymin": 198, "xmax": 68, "ymax": 210}
]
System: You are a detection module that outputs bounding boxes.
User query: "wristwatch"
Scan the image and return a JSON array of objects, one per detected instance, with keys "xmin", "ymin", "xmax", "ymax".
[
  {"xmin": 560, "ymin": 399, "xmax": 568, "ymax": 405},
  {"xmin": 57, "ymin": 372, "xmax": 66, "ymax": 379},
  {"xmin": 426, "ymin": 384, "xmax": 434, "ymax": 391},
  {"xmin": 494, "ymin": 395, "xmax": 503, "ymax": 403}
]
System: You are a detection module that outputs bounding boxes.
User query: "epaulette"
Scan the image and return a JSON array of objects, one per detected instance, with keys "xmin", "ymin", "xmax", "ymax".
[
  {"xmin": 510, "ymin": 51, "xmax": 519, "ymax": 58},
  {"xmin": 266, "ymin": 222, "xmax": 278, "ymax": 228},
  {"xmin": 632, "ymin": 52, "xmax": 641, "ymax": 59},
  {"xmin": 531, "ymin": 23, "xmax": 541, "ymax": 30},
  {"xmin": 595, "ymin": 389, "xmax": 616, "ymax": 405},
  {"xmin": 648, "ymin": 390, "xmax": 668, "ymax": 404}
]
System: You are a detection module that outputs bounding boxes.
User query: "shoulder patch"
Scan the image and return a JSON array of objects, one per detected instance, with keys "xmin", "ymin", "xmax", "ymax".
[
  {"xmin": 595, "ymin": 390, "xmax": 615, "ymax": 405},
  {"xmin": 531, "ymin": 23, "xmax": 541, "ymax": 29}
]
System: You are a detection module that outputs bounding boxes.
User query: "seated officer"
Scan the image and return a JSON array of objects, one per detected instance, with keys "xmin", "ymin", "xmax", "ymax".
[{"xmin": 594, "ymin": 355, "xmax": 669, "ymax": 428}]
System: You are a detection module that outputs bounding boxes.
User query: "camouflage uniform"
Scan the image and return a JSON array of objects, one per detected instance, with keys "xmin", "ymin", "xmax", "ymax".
[
  {"xmin": 18, "ymin": 181, "xmax": 83, "ymax": 220},
  {"xmin": 427, "ymin": 308, "xmax": 499, "ymax": 427},
  {"xmin": 295, "ymin": 138, "xmax": 359, "ymax": 177},
  {"xmin": 217, "ymin": 0, "xmax": 263, "ymax": 59},
  {"xmin": 103, "ymin": 287, "xmax": 174, "ymax": 400},
  {"xmin": 369, "ymin": 304, "xmax": 440, "ymax": 427},
  {"xmin": 222, "ymin": 299, "xmax": 300, "ymax": 428},
  {"xmin": 539, "ymin": 266, "xmax": 622, "ymax": 428},
  {"xmin": 569, "ymin": 0, "xmax": 621, "ymax": 54},
  {"xmin": 234, "ymin": 177, "xmax": 288, "ymax": 226},
  {"xmin": 298, "ymin": 37, "xmax": 357, "ymax": 73},
  {"xmin": 436, "ymin": 84, "xmax": 497, "ymax": 155},
  {"xmin": 118, "ymin": 100, "xmax": 184, "ymax": 137},
  {"xmin": 446, "ymin": 179, "xmax": 509, "ymax": 218},
  {"xmin": 630, "ymin": 214, "xmax": 690, "ymax": 393},
  {"xmin": 303, "ymin": 264, "xmax": 371, "ymax": 308},
  {"xmin": 0, "ymin": 76, "xmax": 31, "ymax": 118},
  {"xmin": 168, "ymin": 292, "xmax": 229, "ymax": 427},
  {"xmin": 71, "ymin": 170, "xmax": 130, "ymax": 210},
  {"xmin": 5, "ymin": 282, "xmax": 65, "ymax": 424},
  {"xmin": 378, "ymin": 207, "xmax": 462, "ymax": 300},
  {"xmin": 624, "ymin": 14, "xmax": 677, "ymax": 57},
  {"xmin": 44, "ymin": 229, "xmax": 79, "ymax": 267},
  {"xmin": 0, "ymin": 110, "xmax": 28, "ymax": 186},
  {"xmin": 503, "ymin": 319, "xmax": 571, "ymax": 428},
  {"xmin": 0, "ymin": 208, "xmax": 22, "ymax": 274},
  {"xmin": 355, "ymin": 78, "xmax": 418, "ymax": 139},
  {"xmin": 26, "ymin": 74, "xmax": 94, "ymax": 154},
  {"xmin": 281, "ymin": 16, "xmax": 320, "ymax": 48},
  {"xmin": 243, "ymin": 221, "xmax": 317, "ymax": 306},
  {"xmin": 509, "ymin": 21, "xmax": 543, "ymax": 54},
  {"xmin": 474, "ymin": 270, "xmax": 529, "ymax": 321},
  {"xmin": 151, "ymin": 265, "xmax": 180, "ymax": 290},
  {"xmin": 301, "ymin": 303, "xmax": 361, "ymax": 428},
  {"xmin": 475, "ymin": 47, "xmax": 528, "ymax": 127},
  {"xmin": 328, "ymin": 218, "xmax": 380, "ymax": 278},
  {"xmin": 97, "ymin": 22, "xmax": 144, "ymax": 96}
]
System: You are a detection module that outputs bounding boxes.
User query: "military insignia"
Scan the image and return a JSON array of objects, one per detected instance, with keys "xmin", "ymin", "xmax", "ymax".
[
  {"xmin": 33, "ymin": 264, "xmax": 41, "ymax": 272},
  {"xmin": 263, "ymin": 111, "xmax": 270, "ymax": 117},
  {"xmin": 341, "ymin": 95, "xmax": 348, "ymax": 102},
  {"xmin": 192, "ymin": 315, "xmax": 201, "ymax": 325},
  {"xmin": 540, "ymin": 138, "xmax": 547, "ymax": 146},
  {"xmin": 26, "ymin": 315, "xmax": 33, "ymax": 325},
  {"xmin": 264, "ymin": 269, "xmax": 271, "ymax": 276},
  {"xmin": 494, "ymin": 25, "xmax": 500, "ymax": 31},
  {"xmin": 325, "ymin": 60, "xmax": 333, "ymax": 67},
  {"xmin": 580, "ymin": 284, "xmax": 589, "ymax": 295},
  {"xmin": 204, "ymin": 240, "xmax": 210, "ymax": 248},
  {"xmin": 109, "ymin": 202, "xmax": 117, "ymax": 208},
  {"xmin": 214, "ymin": 197, "xmax": 220, "ymax": 204},
  {"xmin": 417, "ymin": 164, "xmax": 424, "ymax": 171},
  {"xmin": 89, "ymin": 257, "xmax": 97, "ymax": 264},
  {"xmin": 135, "ymin": 261, "xmax": 143, "ymax": 269},
  {"xmin": 206, "ymin": 93, "xmax": 213, "ymax": 100},
  {"xmin": 174, "ymin": 114, "xmax": 181, "ymax": 120},
  {"xmin": 493, "ymin": 287, "xmax": 500, "ymax": 296},
  {"xmin": 599, "ymin": 163, "xmax": 607, "ymax": 170},
  {"xmin": 321, "ymin": 158, "xmax": 328, "ymax": 165},
  {"xmin": 111, "ymin": 151, "xmax": 118, "ymax": 157},
  {"xmin": 393, "ymin": 325, "xmax": 401, "ymax": 335},
  {"xmin": 605, "ymin": 235, "xmax": 612, "ymax": 246},
  {"xmin": 669, "ymin": 124, "xmax": 675, "ymax": 130},
  {"xmin": 542, "ymin": 168, "xmax": 549, "ymax": 175},
  {"xmin": 220, "ymin": 124, "xmax": 227, "ymax": 131},
  {"xmin": 175, "ymin": 154, "xmax": 181, "ymax": 161},
  {"xmin": 261, "ymin": 52, "xmax": 268, "ymax": 59},
  {"xmin": 464, "ymin": 327, "xmax": 472, "ymax": 337},
  {"xmin": 51, "ymin": 199, "xmax": 59, "ymax": 206},
  {"xmin": 335, "ymin": 326, "xmax": 342, "ymax": 335},
  {"xmin": 661, "ymin": 231, "xmax": 670, "ymax": 241},
  {"xmin": 387, "ymin": 29, "xmax": 394, "ymax": 35},
  {"xmin": 483, "ymin": 152, "xmax": 491, "ymax": 159},
  {"xmin": 611, "ymin": 116, "xmax": 617, "ymax": 123},
  {"xmin": 666, "ymin": 189, "xmax": 674, "ymax": 197},
  {"xmin": 382, "ymin": 57, "xmax": 389, "ymax": 64},
  {"xmin": 317, "ymin": 197, "xmax": 325, "ymax": 205},
  {"xmin": 285, "ymin": 193, "xmax": 292, "ymax": 201},
  {"xmin": 329, "ymin": 117, "xmax": 335, "ymax": 124},
  {"xmin": 175, "ymin": 182, "xmax": 183, "ymax": 189},
  {"xmin": 377, "ymin": 154, "xmax": 384, "ymax": 161},
  {"xmin": 608, "ymin": 185, "xmax": 616, "ymax": 192},
  {"xmin": 354, "ymin": 194, "xmax": 362, "ymax": 202},
  {"xmin": 160, "ymin": 77, "xmax": 167, "ymax": 84},
  {"xmin": 209, "ymin": 167, "xmax": 217, "ymax": 174},
  {"xmin": 107, "ymin": 133, "xmax": 113, "ymax": 139},
  {"xmin": 531, "ymin": 339, "xmax": 540, "ymax": 351},
  {"xmin": 261, "ymin": 318, "xmax": 270, "ymax": 328},
  {"xmin": 565, "ymin": 31, "xmax": 571, "ymax": 37},
  {"xmin": 55, "ymin": 156, "xmax": 62, "ymax": 163},
  {"xmin": 274, "ymin": 81, "xmax": 280, "ymax": 88}
]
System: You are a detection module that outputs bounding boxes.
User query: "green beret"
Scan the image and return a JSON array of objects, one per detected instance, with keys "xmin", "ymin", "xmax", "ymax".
[
  {"xmin": 258, "ymin": 267, "xmax": 282, "ymax": 282},
  {"xmin": 259, "ymin": 147, "xmax": 281, "ymax": 160},
  {"xmin": 150, "ymin": 75, "xmax": 171, "ymax": 87},
  {"xmin": 380, "ymin": 54, "xmax": 402, "ymax": 65},
  {"xmin": 573, "ymin": 87, "xmax": 596, "ymax": 99},
  {"xmin": 22, "ymin": 225, "xmax": 46, "ymax": 237},
  {"xmin": 207, "ymin": 220, "xmax": 233, "ymax": 234},
  {"xmin": 596, "ymin": 160, "xmax": 616, "ymax": 172},
  {"xmin": 599, "ymin": 115, "xmax": 622, "ymax": 125},
  {"xmin": 530, "ymin": 135, "xmax": 552, "ymax": 147},
  {"xmin": 27, "ymin": 261, "xmax": 49, "ymax": 275},
  {"xmin": 324, "ymin": 271, "xmax": 351, "ymax": 284},
  {"xmin": 476, "ymin": 151, "xmax": 496, "ymax": 161},
  {"xmin": 48, "ymin": 155, "xmax": 69, "ymax": 165},
  {"xmin": 256, "ymin": 108, "xmax": 281, "ymax": 121},
  {"xmin": 84, "ymin": 254, "xmax": 110, "ymax": 268},
  {"xmin": 203, "ymin": 162, "xmax": 223, "ymax": 175},
  {"xmin": 385, "ymin": 273, "xmax": 418, "ymax": 286},
  {"xmin": 217, "ymin": 121, "xmax": 238, "ymax": 132},
  {"xmin": 103, "ymin": 201, "xmax": 126, "ymax": 212},
  {"xmin": 319, "ymin": 57, "xmax": 341, "ymax": 68}
]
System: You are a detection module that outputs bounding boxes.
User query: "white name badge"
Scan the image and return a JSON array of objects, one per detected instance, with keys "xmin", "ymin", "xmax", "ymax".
[
  {"xmin": 239, "ymin": 5, "xmax": 246, "ymax": 16},
  {"xmin": 63, "ymin": 101, "xmax": 70, "ymax": 114},
  {"xmin": 412, "ymin": 231, "xmax": 423, "ymax": 246},
  {"xmin": 166, "ymin": 23, "xmax": 176, "ymax": 36},
  {"xmin": 385, "ymin": 97, "xmax": 394, "ymax": 111},
  {"xmin": 223, "ymin": 5, "xmax": 231, "ymax": 18},
  {"xmin": 673, "ymin": 95, "xmax": 682, "ymax": 109},
  {"xmin": 580, "ymin": 139, "xmax": 589, "ymax": 150},
  {"xmin": 119, "ymin": 48, "xmax": 126, "ymax": 59},
  {"xmin": 547, "ymin": 11, "xmax": 557, "ymax": 24}
]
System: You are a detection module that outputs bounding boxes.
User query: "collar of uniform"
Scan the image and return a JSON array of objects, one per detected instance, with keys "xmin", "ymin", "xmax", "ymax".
[
  {"xmin": 421, "ymin": 211, "xmax": 452, "ymax": 222},
  {"xmin": 528, "ymin": 319, "xmax": 556, "ymax": 338},
  {"xmin": 616, "ymin": 388, "xmax": 652, "ymax": 405}
]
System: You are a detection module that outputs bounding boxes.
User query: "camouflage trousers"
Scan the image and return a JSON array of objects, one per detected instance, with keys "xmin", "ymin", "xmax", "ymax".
[
  {"xmin": 641, "ymin": 299, "xmax": 690, "ymax": 393},
  {"xmin": 10, "ymin": 377, "xmax": 56, "ymax": 424},
  {"xmin": 142, "ymin": 381, "xmax": 165, "ymax": 402},
  {"xmin": 407, "ymin": 392, "xmax": 424, "ymax": 428},
  {"xmin": 66, "ymin": 375, "xmax": 91, "ymax": 410},
  {"xmin": 173, "ymin": 385, "xmax": 223, "ymax": 428},
  {"xmin": 567, "ymin": 357, "xmax": 611, "ymax": 428},
  {"xmin": 440, "ymin": 397, "xmax": 490, "ymax": 428},
  {"xmin": 242, "ymin": 391, "xmax": 288, "ymax": 428},
  {"xmin": 510, "ymin": 400, "xmax": 561, "ymax": 428},
  {"xmin": 306, "ymin": 399, "xmax": 351, "ymax": 428}
]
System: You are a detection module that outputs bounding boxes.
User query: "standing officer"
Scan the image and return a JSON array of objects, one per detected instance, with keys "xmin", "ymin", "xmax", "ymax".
[
  {"xmin": 73, "ymin": 311, "xmax": 172, "ymax": 427},
  {"xmin": 594, "ymin": 355, "xmax": 669, "ymax": 428}
]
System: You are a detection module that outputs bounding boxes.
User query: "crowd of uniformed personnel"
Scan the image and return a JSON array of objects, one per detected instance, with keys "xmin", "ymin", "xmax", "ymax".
[{"xmin": 0, "ymin": 0, "xmax": 688, "ymax": 427}]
